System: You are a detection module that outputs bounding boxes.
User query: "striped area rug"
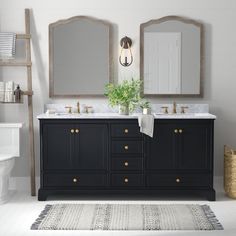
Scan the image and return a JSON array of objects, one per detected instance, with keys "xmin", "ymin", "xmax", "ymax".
[{"xmin": 31, "ymin": 204, "xmax": 223, "ymax": 230}]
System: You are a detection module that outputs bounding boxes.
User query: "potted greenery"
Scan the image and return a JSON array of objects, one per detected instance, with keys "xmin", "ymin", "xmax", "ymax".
[
  {"xmin": 140, "ymin": 99, "xmax": 151, "ymax": 114},
  {"xmin": 105, "ymin": 79, "xmax": 142, "ymax": 115}
]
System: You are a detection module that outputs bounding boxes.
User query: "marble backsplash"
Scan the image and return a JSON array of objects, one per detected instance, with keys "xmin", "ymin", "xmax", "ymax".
[{"xmin": 45, "ymin": 103, "xmax": 209, "ymax": 114}]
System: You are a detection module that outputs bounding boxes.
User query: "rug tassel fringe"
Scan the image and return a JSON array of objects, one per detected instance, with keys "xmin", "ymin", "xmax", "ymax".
[
  {"xmin": 31, "ymin": 204, "xmax": 53, "ymax": 230},
  {"xmin": 202, "ymin": 205, "xmax": 224, "ymax": 230}
]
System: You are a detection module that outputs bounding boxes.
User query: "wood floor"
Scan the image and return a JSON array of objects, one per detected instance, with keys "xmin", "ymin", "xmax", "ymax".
[{"xmin": 0, "ymin": 177, "xmax": 236, "ymax": 236}]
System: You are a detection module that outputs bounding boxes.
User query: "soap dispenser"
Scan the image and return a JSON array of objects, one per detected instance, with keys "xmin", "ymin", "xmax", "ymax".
[{"xmin": 14, "ymin": 84, "xmax": 22, "ymax": 103}]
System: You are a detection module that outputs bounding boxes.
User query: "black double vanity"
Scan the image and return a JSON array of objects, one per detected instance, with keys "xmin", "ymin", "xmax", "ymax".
[{"xmin": 38, "ymin": 115, "xmax": 215, "ymax": 201}]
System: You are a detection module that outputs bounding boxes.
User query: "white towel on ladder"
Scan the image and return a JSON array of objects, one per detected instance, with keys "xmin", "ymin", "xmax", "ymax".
[
  {"xmin": 138, "ymin": 114, "xmax": 155, "ymax": 137},
  {"xmin": 0, "ymin": 32, "xmax": 16, "ymax": 59}
]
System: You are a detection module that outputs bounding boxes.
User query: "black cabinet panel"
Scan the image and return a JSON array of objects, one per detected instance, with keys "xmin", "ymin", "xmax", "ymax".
[
  {"xmin": 43, "ymin": 124, "xmax": 74, "ymax": 170},
  {"xmin": 74, "ymin": 124, "xmax": 108, "ymax": 170},
  {"xmin": 112, "ymin": 140, "xmax": 143, "ymax": 154},
  {"xmin": 111, "ymin": 174, "xmax": 144, "ymax": 187},
  {"xmin": 111, "ymin": 158, "xmax": 143, "ymax": 171},
  {"xmin": 44, "ymin": 173, "xmax": 107, "ymax": 187},
  {"xmin": 147, "ymin": 173, "xmax": 211, "ymax": 187},
  {"xmin": 147, "ymin": 122, "xmax": 176, "ymax": 170},
  {"xmin": 111, "ymin": 123, "xmax": 141, "ymax": 138},
  {"xmin": 177, "ymin": 124, "xmax": 211, "ymax": 170}
]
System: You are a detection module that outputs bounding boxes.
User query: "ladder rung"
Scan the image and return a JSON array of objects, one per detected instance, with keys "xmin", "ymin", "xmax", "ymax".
[
  {"xmin": 0, "ymin": 61, "xmax": 32, "ymax": 66},
  {"xmin": 16, "ymin": 34, "xmax": 31, "ymax": 39},
  {"xmin": 0, "ymin": 91, "xmax": 33, "ymax": 104},
  {"xmin": 0, "ymin": 101, "xmax": 23, "ymax": 104}
]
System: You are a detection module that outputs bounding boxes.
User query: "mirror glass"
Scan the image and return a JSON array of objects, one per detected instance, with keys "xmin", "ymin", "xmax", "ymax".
[
  {"xmin": 49, "ymin": 16, "xmax": 112, "ymax": 97},
  {"xmin": 140, "ymin": 16, "xmax": 202, "ymax": 96}
]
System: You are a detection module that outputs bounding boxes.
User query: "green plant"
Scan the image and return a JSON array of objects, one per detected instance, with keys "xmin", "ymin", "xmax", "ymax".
[
  {"xmin": 140, "ymin": 99, "xmax": 150, "ymax": 109},
  {"xmin": 104, "ymin": 79, "xmax": 142, "ymax": 112}
]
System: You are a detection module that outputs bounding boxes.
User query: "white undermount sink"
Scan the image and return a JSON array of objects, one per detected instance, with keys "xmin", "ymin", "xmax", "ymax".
[
  {"xmin": 155, "ymin": 112, "xmax": 195, "ymax": 116},
  {"xmin": 54, "ymin": 112, "xmax": 134, "ymax": 117},
  {"xmin": 155, "ymin": 113, "xmax": 215, "ymax": 118}
]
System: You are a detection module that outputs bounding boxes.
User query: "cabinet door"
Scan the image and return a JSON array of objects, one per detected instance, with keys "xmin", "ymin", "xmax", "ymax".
[
  {"xmin": 74, "ymin": 124, "xmax": 108, "ymax": 170},
  {"xmin": 42, "ymin": 124, "xmax": 74, "ymax": 170},
  {"xmin": 146, "ymin": 122, "xmax": 176, "ymax": 170},
  {"xmin": 177, "ymin": 124, "xmax": 211, "ymax": 170}
]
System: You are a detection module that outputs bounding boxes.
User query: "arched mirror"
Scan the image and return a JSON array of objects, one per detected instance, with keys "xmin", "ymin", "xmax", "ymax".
[
  {"xmin": 140, "ymin": 16, "xmax": 203, "ymax": 96},
  {"xmin": 49, "ymin": 16, "xmax": 112, "ymax": 97}
]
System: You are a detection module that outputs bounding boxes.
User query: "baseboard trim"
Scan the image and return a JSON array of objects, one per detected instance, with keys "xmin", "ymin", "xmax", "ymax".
[{"xmin": 9, "ymin": 177, "xmax": 40, "ymax": 192}]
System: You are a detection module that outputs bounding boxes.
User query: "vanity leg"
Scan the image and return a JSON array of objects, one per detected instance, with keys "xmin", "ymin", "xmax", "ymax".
[
  {"xmin": 38, "ymin": 189, "xmax": 47, "ymax": 201},
  {"xmin": 206, "ymin": 189, "xmax": 216, "ymax": 201}
]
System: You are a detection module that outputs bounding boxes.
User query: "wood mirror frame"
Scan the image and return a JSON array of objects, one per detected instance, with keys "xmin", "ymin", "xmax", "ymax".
[
  {"xmin": 140, "ymin": 16, "xmax": 204, "ymax": 97},
  {"xmin": 49, "ymin": 16, "xmax": 113, "ymax": 97}
]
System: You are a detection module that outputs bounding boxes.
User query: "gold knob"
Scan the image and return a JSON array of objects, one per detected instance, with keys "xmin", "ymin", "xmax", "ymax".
[
  {"xmin": 176, "ymin": 178, "xmax": 180, "ymax": 183},
  {"xmin": 75, "ymin": 129, "xmax": 79, "ymax": 133},
  {"xmin": 71, "ymin": 129, "xmax": 75, "ymax": 133},
  {"xmin": 73, "ymin": 178, "xmax": 78, "ymax": 183},
  {"xmin": 124, "ymin": 161, "xmax": 129, "ymax": 167},
  {"xmin": 124, "ymin": 178, "xmax": 129, "ymax": 183},
  {"xmin": 124, "ymin": 145, "xmax": 129, "ymax": 150},
  {"xmin": 179, "ymin": 129, "xmax": 183, "ymax": 133},
  {"xmin": 174, "ymin": 129, "xmax": 178, "ymax": 133},
  {"xmin": 124, "ymin": 129, "xmax": 129, "ymax": 134}
]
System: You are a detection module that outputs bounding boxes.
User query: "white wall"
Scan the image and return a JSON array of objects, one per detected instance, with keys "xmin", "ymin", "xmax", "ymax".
[{"xmin": 1, "ymin": 0, "xmax": 236, "ymax": 179}]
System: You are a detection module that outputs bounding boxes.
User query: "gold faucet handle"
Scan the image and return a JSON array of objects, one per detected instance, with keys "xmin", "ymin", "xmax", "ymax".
[
  {"xmin": 77, "ymin": 102, "xmax": 80, "ymax": 114},
  {"xmin": 161, "ymin": 106, "xmax": 169, "ymax": 114},
  {"xmin": 84, "ymin": 106, "xmax": 93, "ymax": 113},
  {"xmin": 65, "ymin": 106, "xmax": 72, "ymax": 114},
  {"xmin": 181, "ymin": 106, "xmax": 189, "ymax": 114},
  {"xmin": 84, "ymin": 106, "xmax": 89, "ymax": 113}
]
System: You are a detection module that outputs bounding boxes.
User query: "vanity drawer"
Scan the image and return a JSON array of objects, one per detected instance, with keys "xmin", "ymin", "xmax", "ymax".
[
  {"xmin": 147, "ymin": 174, "xmax": 211, "ymax": 187},
  {"xmin": 43, "ymin": 174, "xmax": 107, "ymax": 187},
  {"xmin": 111, "ymin": 124, "xmax": 141, "ymax": 138},
  {"xmin": 111, "ymin": 158, "xmax": 143, "ymax": 171},
  {"xmin": 112, "ymin": 140, "xmax": 143, "ymax": 154},
  {"xmin": 111, "ymin": 174, "xmax": 144, "ymax": 187}
]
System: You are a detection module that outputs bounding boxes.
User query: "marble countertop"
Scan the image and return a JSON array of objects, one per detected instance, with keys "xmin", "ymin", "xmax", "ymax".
[{"xmin": 37, "ymin": 112, "xmax": 216, "ymax": 120}]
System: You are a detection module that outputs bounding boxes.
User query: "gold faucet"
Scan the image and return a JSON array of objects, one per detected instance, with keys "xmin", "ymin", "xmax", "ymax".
[
  {"xmin": 172, "ymin": 102, "xmax": 177, "ymax": 114},
  {"xmin": 65, "ymin": 106, "xmax": 72, "ymax": 114},
  {"xmin": 77, "ymin": 101, "xmax": 80, "ymax": 114}
]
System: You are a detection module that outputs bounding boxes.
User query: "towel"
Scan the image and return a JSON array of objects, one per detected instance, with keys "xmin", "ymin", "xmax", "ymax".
[
  {"xmin": 0, "ymin": 82, "xmax": 5, "ymax": 102},
  {"xmin": 138, "ymin": 114, "xmax": 154, "ymax": 137},
  {"xmin": 4, "ymin": 81, "xmax": 14, "ymax": 102},
  {"xmin": 0, "ymin": 32, "xmax": 16, "ymax": 59}
]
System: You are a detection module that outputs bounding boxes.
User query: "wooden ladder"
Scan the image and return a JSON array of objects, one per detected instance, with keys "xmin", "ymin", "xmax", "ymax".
[{"xmin": 0, "ymin": 9, "xmax": 36, "ymax": 196}]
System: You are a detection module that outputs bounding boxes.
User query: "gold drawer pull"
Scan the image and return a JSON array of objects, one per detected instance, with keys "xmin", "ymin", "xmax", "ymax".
[
  {"xmin": 176, "ymin": 178, "xmax": 180, "ymax": 183},
  {"xmin": 179, "ymin": 129, "xmax": 183, "ymax": 134},
  {"xmin": 124, "ymin": 128, "xmax": 129, "ymax": 134},
  {"xmin": 73, "ymin": 178, "xmax": 78, "ymax": 183},
  {"xmin": 174, "ymin": 129, "xmax": 178, "ymax": 133},
  {"xmin": 124, "ymin": 178, "xmax": 129, "ymax": 183},
  {"xmin": 124, "ymin": 145, "xmax": 129, "ymax": 150},
  {"xmin": 124, "ymin": 161, "xmax": 129, "ymax": 167},
  {"xmin": 75, "ymin": 129, "xmax": 79, "ymax": 133},
  {"xmin": 71, "ymin": 129, "xmax": 75, "ymax": 133}
]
